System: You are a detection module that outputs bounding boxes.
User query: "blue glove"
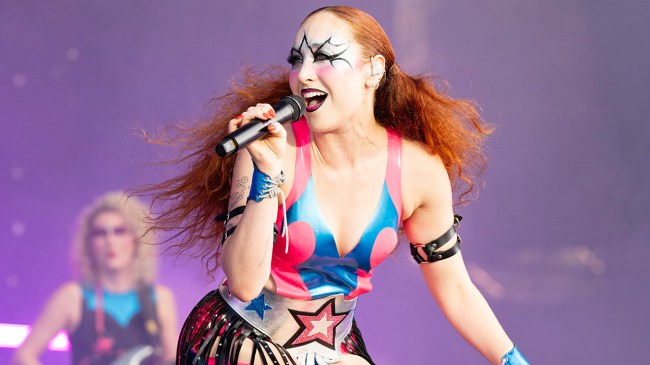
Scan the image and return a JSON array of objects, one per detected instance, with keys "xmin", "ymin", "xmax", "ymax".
[{"xmin": 502, "ymin": 345, "xmax": 530, "ymax": 365}]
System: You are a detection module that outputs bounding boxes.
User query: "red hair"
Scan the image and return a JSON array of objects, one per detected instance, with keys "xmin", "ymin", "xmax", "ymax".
[
  {"xmin": 309, "ymin": 6, "xmax": 492, "ymax": 199},
  {"xmin": 137, "ymin": 65, "xmax": 291, "ymax": 274},
  {"xmin": 139, "ymin": 7, "xmax": 491, "ymax": 275}
]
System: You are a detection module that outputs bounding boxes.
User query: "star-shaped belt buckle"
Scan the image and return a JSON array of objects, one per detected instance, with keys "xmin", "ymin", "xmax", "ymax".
[
  {"xmin": 245, "ymin": 293, "xmax": 273, "ymax": 320},
  {"xmin": 285, "ymin": 298, "xmax": 350, "ymax": 350}
]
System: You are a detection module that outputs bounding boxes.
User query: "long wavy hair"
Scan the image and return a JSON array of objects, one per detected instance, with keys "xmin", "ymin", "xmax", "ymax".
[
  {"xmin": 72, "ymin": 191, "xmax": 158, "ymax": 285},
  {"xmin": 139, "ymin": 6, "xmax": 491, "ymax": 276},
  {"xmin": 313, "ymin": 6, "xmax": 492, "ymax": 195}
]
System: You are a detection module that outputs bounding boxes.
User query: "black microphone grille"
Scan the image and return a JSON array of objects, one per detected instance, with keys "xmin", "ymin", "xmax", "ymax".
[{"xmin": 279, "ymin": 95, "xmax": 306, "ymax": 121}]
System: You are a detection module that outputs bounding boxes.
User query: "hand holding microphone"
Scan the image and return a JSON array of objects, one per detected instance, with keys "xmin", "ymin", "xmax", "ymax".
[{"xmin": 215, "ymin": 95, "xmax": 306, "ymax": 157}]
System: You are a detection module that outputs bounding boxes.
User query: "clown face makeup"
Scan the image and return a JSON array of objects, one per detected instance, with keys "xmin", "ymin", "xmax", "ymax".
[
  {"xmin": 288, "ymin": 13, "xmax": 372, "ymax": 128},
  {"xmin": 288, "ymin": 34, "xmax": 353, "ymax": 113}
]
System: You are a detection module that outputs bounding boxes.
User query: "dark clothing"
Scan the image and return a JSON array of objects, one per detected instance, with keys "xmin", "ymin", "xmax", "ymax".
[{"xmin": 68, "ymin": 285, "xmax": 160, "ymax": 365}]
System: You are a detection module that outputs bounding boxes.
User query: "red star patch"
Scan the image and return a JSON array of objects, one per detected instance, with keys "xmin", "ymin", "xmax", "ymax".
[{"xmin": 285, "ymin": 298, "xmax": 349, "ymax": 350}]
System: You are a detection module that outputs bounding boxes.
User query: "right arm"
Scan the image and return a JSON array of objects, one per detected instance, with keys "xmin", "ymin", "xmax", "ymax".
[
  {"xmin": 12, "ymin": 282, "xmax": 81, "ymax": 365},
  {"xmin": 154, "ymin": 285, "xmax": 178, "ymax": 363},
  {"xmin": 220, "ymin": 104, "xmax": 288, "ymax": 302}
]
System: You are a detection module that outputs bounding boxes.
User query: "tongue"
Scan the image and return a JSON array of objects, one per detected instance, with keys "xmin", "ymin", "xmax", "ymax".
[{"xmin": 308, "ymin": 99, "xmax": 320, "ymax": 107}]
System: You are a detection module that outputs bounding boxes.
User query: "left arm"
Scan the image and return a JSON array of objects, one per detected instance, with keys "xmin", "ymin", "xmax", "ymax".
[
  {"xmin": 402, "ymin": 143, "xmax": 514, "ymax": 364},
  {"xmin": 155, "ymin": 285, "xmax": 178, "ymax": 363},
  {"xmin": 418, "ymin": 254, "xmax": 513, "ymax": 364}
]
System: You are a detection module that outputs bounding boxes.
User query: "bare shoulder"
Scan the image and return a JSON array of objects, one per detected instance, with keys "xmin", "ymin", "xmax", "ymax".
[
  {"xmin": 47, "ymin": 281, "xmax": 83, "ymax": 331},
  {"xmin": 55, "ymin": 281, "xmax": 83, "ymax": 302},
  {"xmin": 401, "ymin": 139, "xmax": 452, "ymax": 219},
  {"xmin": 402, "ymin": 139, "xmax": 448, "ymax": 179},
  {"xmin": 400, "ymin": 139, "xmax": 455, "ymax": 244},
  {"xmin": 153, "ymin": 284, "xmax": 175, "ymax": 303}
]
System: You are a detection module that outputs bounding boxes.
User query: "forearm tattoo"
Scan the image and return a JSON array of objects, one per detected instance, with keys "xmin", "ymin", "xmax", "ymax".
[{"xmin": 230, "ymin": 176, "xmax": 250, "ymax": 209}]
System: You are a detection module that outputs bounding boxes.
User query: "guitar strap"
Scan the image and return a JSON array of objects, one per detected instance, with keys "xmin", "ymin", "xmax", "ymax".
[{"xmin": 136, "ymin": 284, "xmax": 162, "ymax": 349}]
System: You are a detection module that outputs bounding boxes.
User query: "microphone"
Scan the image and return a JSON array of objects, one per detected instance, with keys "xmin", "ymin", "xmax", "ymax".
[{"xmin": 215, "ymin": 95, "xmax": 306, "ymax": 157}]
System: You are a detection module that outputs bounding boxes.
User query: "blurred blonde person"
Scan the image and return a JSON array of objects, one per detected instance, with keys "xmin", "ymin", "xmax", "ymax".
[{"xmin": 13, "ymin": 192, "xmax": 177, "ymax": 365}]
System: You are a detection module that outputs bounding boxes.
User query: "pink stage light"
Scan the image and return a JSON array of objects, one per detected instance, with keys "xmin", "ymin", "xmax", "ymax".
[{"xmin": 0, "ymin": 323, "xmax": 70, "ymax": 351}]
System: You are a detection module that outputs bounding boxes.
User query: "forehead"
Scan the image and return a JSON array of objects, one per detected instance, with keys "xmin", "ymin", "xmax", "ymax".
[
  {"xmin": 92, "ymin": 210, "xmax": 126, "ymax": 226},
  {"xmin": 293, "ymin": 12, "xmax": 353, "ymax": 47}
]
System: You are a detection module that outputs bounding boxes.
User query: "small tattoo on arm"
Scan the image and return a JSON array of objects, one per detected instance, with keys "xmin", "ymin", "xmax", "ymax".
[{"xmin": 230, "ymin": 176, "xmax": 250, "ymax": 209}]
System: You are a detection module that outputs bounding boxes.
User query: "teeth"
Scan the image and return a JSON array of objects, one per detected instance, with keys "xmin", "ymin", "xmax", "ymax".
[{"xmin": 302, "ymin": 90, "xmax": 327, "ymax": 99}]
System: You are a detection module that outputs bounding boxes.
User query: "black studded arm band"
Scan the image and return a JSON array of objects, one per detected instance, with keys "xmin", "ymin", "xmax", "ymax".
[
  {"xmin": 410, "ymin": 215, "xmax": 463, "ymax": 264},
  {"xmin": 215, "ymin": 206, "xmax": 279, "ymax": 243},
  {"xmin": 215, "ymin": 206, "xmax": 246, "ymax": 242}
]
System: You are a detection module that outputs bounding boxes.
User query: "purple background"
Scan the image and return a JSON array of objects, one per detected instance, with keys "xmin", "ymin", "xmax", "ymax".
[{"xmin": 1, "ymin": 1, "xmax": 648, "ymax": 364}]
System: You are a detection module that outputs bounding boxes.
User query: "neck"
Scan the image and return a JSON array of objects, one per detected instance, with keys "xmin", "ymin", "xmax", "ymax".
[
  {"xmin": 97, "ymin": 268, "xmax": 137, "ymax": 292},
  {"xmin": 311, "ymin": 115, "xmax": 386, "ymax": 169}
]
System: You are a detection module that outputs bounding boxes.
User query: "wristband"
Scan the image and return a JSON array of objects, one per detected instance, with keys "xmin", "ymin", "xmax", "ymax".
[
  {"xmin": 247, "ymin": 163, "xmax": 290, "ymax": 254},
  {"xmin": 247, "ymin": 163, "xmax": 286, "ymax": 203},
  {"xmin": 502, "ymin": 345, "xmax": 530, "ymax": 365}
]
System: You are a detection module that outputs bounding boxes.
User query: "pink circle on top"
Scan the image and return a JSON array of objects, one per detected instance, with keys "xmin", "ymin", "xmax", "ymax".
[
  {"xmin": 275, "ymin": 221, "xmax": 316, "ymax": 265},
  {"xmin": 369, "ymin": 227, "xmax": 399, "ymax": 268}
]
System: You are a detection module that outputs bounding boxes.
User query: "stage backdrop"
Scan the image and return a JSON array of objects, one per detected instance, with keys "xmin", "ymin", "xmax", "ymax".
[{"xmin": 1, "ymin": 1, "xmax": 648, "ymax": 364}]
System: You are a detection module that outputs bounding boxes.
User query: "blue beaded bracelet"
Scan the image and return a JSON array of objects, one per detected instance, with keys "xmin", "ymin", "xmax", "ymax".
[
  {"xmin": 247, "ymin": 163, "xmax": 286, "ymax": 203},
  {"xmin": 502, "ymin": 345, "xmax": 530, "ymax": 365}
]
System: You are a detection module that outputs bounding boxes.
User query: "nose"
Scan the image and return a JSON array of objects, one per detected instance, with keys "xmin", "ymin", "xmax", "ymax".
[
  {"xmin": 104, "ymin": 234, "xmax": 117, "ymax": 246},
  {"xmin": 296, "ymin": 59, "xmax": 317, "ymax": 85}
]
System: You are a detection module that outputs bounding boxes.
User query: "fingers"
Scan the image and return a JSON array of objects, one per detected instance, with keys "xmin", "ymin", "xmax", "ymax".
[
  {"xmin": 266, "ymin": 122, "xmax": 286, "ymax": 139},
  {"xmin": 242, "ymin": 104, "xmax": 275, "ymax": 123},
  {"xmin": 227, "ymin": 104, "xmax": 276, "ymax": 133},
  {"xmin": 228, "ymin": 114, "xmax": 244, "ymax": 133}
]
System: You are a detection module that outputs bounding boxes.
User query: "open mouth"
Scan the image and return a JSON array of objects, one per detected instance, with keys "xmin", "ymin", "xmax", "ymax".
[{"xmin": 301, "ymin": 88, "xmax": 328, "ymax": 112}]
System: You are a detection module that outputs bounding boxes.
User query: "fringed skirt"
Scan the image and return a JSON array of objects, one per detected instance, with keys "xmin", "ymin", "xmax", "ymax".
[{"xmin": 177, "ymin": 283, "xmax": 374, "ymax": 365}]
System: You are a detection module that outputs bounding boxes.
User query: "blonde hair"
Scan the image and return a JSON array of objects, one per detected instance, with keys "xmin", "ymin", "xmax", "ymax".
[{"xmin": 71, "ymin": 191, "xmax": 158, "ymax": 285}]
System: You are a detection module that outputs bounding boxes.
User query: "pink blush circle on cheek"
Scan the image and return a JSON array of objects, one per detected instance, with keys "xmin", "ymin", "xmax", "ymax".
[
  {"xmin": 315, "ymin": 66, "xmax": 336, "ymax": 78},
  {"xmin": 289, "ymin": 71, "xmax": 298, "ymax": 88}
]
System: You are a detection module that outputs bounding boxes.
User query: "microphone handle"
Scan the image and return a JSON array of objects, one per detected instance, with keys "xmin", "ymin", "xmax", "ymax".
[
  {"xmin": 217, "ymin": 119, "xmax": 269, "ymax": 157},
  {"xmin": 215, "ymin": 104, "xmax": 297, "ymax": 157}
]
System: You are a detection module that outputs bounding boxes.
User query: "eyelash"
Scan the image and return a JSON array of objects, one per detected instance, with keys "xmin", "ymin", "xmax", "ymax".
[
  {"xmin": 287, "ymin": 52, "xmax": 334, "ymax": 66},
  {"xmin": 287, "ymin": 54, "xmax": 302, "ymax": 66},
  {"xmin": 313, "ymin": 52, "xmax": 332, "ymax": 61}
]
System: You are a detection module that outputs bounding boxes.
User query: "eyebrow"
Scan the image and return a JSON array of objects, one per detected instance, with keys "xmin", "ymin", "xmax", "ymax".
[{"xmin": 291, "ymin": 33, "xmax": 349, "ymax": 55}]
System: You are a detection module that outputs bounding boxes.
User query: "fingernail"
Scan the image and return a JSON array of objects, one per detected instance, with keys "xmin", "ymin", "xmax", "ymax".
[
  {"xmin": 235, "ymin": 114, "xmax": 243, "ymax": 120},
  {"xmin": 268, "ymin": 124, "xmax": 276, "ymax": 131},
  {"xmin": 269, "ymin": 109, "xmax": 276, "ymax": 117},
  {"xmin": 263, "ymin": 113, "xmax": 271, "ymax": 119}
]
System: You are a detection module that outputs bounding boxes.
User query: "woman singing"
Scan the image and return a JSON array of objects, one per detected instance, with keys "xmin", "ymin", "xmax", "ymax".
[{"xmin": 144, "ymin": 6, "xmax": 529, "ymax": 365}]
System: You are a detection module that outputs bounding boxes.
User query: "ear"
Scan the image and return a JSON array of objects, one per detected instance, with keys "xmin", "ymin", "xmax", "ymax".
[
  {"xmin": 370, "ymin": 54, "xmax": 386, "ymax": 77},
  {"xmin": 366, "ymin": 54, "xmax": 386, "ymax": 90}
]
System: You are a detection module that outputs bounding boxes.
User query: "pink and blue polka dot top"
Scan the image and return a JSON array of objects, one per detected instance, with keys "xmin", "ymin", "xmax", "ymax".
[{"xmin": 272, "ymin": 117, "xmax": 403, "ymax": 300}]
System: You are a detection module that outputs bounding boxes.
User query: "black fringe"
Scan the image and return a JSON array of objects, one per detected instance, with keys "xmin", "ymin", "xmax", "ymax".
[
  {"xmin": 177, "ymin": 290, "xmax": 374, "ymax": 365},
  {"xmin": 343, "ymin": 320, "xmax": 375, "ymax": 365}
]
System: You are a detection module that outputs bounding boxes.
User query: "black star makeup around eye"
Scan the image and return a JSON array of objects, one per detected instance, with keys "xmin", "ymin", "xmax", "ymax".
[{"xmin": 288, "ymin": 33, "xmax": 352, "ymax": 69}]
